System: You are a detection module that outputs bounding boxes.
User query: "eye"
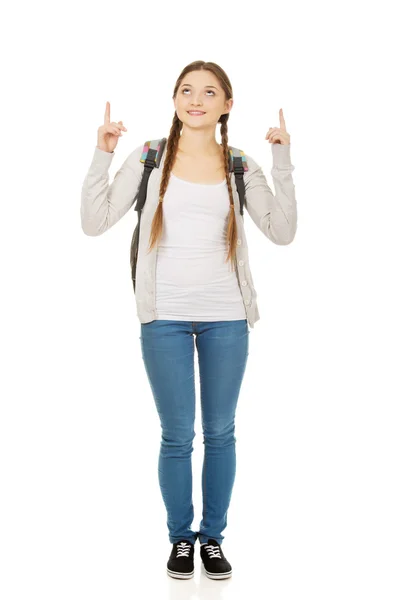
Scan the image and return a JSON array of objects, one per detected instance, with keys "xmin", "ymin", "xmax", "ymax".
[{"xmin": 182, "ymin": 88, "xmax": 215, "ymax": 96}]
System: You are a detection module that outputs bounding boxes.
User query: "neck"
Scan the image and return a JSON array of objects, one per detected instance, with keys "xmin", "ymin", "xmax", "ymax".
[{"xmin": 177, "ymin": 126, "xmax": 222, "ymax": 158}]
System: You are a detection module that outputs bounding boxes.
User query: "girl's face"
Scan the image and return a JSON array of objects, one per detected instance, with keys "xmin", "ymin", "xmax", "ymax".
[{"xmin": 174, "ymin": 70, "xmax": 233, "ymax": 128}]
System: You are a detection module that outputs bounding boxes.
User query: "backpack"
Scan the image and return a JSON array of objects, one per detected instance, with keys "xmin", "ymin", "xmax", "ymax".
[{"xmin": 130, "ymin": 137, "xmax": 249, "ymax": 292}]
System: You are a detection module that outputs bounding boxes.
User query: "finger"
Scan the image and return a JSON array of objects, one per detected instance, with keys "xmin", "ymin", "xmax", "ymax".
[
  {"xmin": 265, "ymin": 128, "xmax": 277, "ymax": 138},
  {"xmin": 107, "ymin": 125, "xmax": 123, "ymax": 136},
  {"xmin": 110, "ymin": 122, "xmax": 122, "ymax": 133},
  {"xmin": 104, "ymin": 101, "xmax": 111, "ymax": 125},
  {"xmin": 269, "ymin": 133, "xmax": 282, "ymax": 143},
  {"xmin": 111, "ymin": 121, "xmax": 128, "ymax": 132},
  {"xmin": 117, "ymin": 120, "xmax": 128, "ymax": 131},
  {"xmin": 265, "ymin": 127, "xmax": 279, "ymax": 140},
  {"xmin": 279, "ymin": 108, "xmax": 286, "ymax": 131}
]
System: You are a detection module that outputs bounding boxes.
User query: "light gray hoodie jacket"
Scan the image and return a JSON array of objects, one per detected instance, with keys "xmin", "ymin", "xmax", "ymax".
[{"xmin": 80, "ymin": 141, "xmax": 297, "ymax": 328}]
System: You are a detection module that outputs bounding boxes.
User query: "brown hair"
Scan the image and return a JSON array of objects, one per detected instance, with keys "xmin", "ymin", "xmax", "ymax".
[{"xmin": 147, "ymin": 60, "xmax": 238, "ymax": 271}]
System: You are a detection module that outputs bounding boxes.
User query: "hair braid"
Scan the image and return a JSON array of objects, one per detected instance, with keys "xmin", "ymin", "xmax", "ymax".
[
  {"xmin": 220, "ymin": 115, "xmax": 238, "ymax": 270},
  {"xmin": 147, "ymin": 112, "xmax": 182, "ymax": 253}
]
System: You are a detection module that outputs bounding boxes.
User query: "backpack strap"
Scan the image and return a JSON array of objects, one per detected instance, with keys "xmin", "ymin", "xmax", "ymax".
[
  {"xmin": 139, "ymin": 138, "xmax": 168, "ymax": 167},
  {"xmin": 134, "ymin": 138, "xmax": 167, "ymax": 212},
  {"xmin": 130, "ymin": 138, "xmax": 167, "ymax": 292},
  {"xmin": 228, "ymin": 146, "xmax": 248, "ymax": 216}
]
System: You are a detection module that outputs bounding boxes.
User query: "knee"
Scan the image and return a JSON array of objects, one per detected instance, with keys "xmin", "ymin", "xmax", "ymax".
[
  {"xmin": 202, "ymin": 420, "xmax": 236, "ymax": 446},
  {"xmin": 161, "ymin": 428, "xmax": 196, "ymax": 449}
]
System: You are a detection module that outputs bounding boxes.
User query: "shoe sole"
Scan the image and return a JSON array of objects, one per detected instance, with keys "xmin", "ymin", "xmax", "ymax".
[
  {"xmin": 167, "ymin": 568, "xmax": 195, "ymax": 579},
  {"xmin": 202, "ymin": 564, "xmax": 232, "ymax": 579}
]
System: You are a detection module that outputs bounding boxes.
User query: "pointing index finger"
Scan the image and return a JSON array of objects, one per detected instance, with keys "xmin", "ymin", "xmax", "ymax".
[
  {"xmin": 279, "ymin": 108, "xmax": 286, "ymax": 131},
  {"xmin": 104, "ymin": 101, "xmax": 110, "ymax": 125}
]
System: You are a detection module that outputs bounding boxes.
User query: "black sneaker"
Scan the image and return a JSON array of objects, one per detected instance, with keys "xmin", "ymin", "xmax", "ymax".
[
  {"xmin": 167, "ymin": 540, "xmax": 195, "ymax": 579},
  {"xmin": 200, "ymin": 538, "xmax": 232, "ymax": 579}
]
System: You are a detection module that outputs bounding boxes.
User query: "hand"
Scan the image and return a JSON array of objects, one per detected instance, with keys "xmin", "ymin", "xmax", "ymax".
[
  {"xmin": 97, "ymin": 101, "xmax": 128, "ymax": 153},
  {"xmin": 265, "ymin": 108, "xmax": 290, "ymax": 145}
]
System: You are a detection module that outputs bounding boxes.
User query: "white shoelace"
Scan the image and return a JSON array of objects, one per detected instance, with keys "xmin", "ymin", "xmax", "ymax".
[
  {"xmin": 176, "ymin": 542, "xmax": 191, "ymax": 557},
  {"xmin": 203, "ymin": 544, "xmax": 222, "ymax": 559}
]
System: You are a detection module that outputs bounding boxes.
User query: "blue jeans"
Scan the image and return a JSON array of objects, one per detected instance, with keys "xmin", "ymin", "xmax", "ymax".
[{"xmin": 140, "ymin": 319, "xmax": 250, "ymax": 545}]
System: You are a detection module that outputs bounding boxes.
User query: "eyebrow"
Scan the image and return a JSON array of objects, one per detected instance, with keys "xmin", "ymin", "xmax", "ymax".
[{"xmin": 180, "ymin": 83, "xmax": 219, "ymax": 90}]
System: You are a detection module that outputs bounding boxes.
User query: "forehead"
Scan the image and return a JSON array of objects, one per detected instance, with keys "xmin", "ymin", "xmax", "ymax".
[{"xmin": 180, "ymin": 72, "xmax": 220, "ymax": 89}]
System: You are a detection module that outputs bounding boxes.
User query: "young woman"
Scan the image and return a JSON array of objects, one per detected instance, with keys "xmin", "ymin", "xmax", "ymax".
[{"xmin": 81, "ymin": 60, "xmax": 296, "ymax": 580}]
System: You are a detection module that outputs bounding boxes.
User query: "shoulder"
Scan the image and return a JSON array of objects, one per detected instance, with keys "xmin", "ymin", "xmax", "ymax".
[
  {"xmin": 229, "ymin": 146, "xmax": 261, "ymax": 183},
  {"xmin": 119, "ymin": 143, "xmax": 146, "ymax": 175},
  {"xmin": 227, "ymin": 145, "xmax": 259, "ymax": 175}
]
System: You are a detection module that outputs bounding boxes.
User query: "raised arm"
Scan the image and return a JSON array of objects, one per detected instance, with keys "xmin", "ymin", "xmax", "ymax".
[
  {"xmin": 80, "ymin": 143, "xmax": 144, "ymax": 236},
  {"xmin": 243, "ymin": 143, "xmax": 297, "ymax": 245}
]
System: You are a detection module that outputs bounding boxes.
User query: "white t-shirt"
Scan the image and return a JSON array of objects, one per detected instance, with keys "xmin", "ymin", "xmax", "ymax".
[{"xmin": 155, "ymin": 172, "xmax": 247, "ymax": 322}]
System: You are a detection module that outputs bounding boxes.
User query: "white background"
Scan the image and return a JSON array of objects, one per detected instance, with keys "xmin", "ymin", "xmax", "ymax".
[{"xmin": 1, "ymin": 0, "xmax": 399, "ymax": 598}]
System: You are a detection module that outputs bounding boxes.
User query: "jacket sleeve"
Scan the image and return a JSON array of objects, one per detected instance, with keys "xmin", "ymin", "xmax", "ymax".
[
  {"xmin": 243, "ymin": 143, "xmax": 297, "ymax": 245},
  {"xmin": 80, "ymin": 144, "xmax": 144, "ymax": 236}
]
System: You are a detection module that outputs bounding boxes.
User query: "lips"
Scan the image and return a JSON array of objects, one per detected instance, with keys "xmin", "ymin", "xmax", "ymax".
[{"xmin": 187, "ymin": 111, "xmax": 205, "ymax": 115}]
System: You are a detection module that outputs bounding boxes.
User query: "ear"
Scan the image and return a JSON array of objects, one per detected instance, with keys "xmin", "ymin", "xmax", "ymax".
[{"xmin": 224, "ymin": 98, "xmax": 234, "ymax": 115}]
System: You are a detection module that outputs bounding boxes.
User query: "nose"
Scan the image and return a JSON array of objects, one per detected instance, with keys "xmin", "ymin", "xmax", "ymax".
[{"xmin": 190, "ymin": 95, "xmax": 203, "ymax": 107}]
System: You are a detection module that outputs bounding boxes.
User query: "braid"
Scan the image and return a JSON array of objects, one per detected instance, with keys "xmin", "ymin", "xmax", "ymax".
[
  {"xmin": 220, "ymin": 116, "xmax": 238, "ymax": 271},
  {"xmin": 147, "ymin": 112, "xmax": 182, "ymax": 253}
]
